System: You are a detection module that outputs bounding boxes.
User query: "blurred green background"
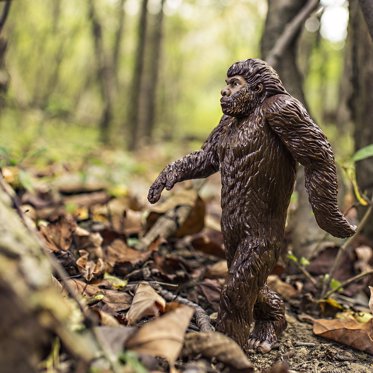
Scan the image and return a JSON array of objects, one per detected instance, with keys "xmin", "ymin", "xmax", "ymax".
[{"xmin": 0, "ymin": 0, "xmax": 352, "ymax": 161}]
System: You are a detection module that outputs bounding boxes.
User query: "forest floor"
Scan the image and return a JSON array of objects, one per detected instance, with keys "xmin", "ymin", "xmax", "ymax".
[
  {"xmin": 2, "ymin": 146, "xmax": 373, "ymax": 373},
  {"xmin": 250, "ymin": 313, "xmax": 372, "ymax": 372}
]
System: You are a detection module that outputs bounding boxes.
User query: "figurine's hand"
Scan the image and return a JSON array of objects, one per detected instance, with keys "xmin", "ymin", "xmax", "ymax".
[
  {"xmin": 147, "ymin": 168, "xmax": 177, "ymax": 204},
  {"xmin": 148, "ymin": 177, "xmax": 166, "ymax": 204}
]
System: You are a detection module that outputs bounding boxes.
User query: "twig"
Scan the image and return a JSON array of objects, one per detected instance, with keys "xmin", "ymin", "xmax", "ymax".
[
  {"xmin": 292, "ymin": 258, "xmax": 318, "ymax": 288},
  {"xmin": 266, "ymin": 0, "xmax": 320, "ymax": 67},
  {"xmin": 153, "ymin": 284, "xmax": 214, "ymax": 332},
  {"xmin": 323, "ymin": 269, "xmax": 373, "ymax": 299},
  {"xmin": 321, "ymin": 201, "xmax": 373, "ymax": 297}
]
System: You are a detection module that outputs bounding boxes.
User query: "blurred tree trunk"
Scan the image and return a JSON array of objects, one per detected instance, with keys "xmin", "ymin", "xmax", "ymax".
[
  {"xmin": 127, "ymin": 0, "xmax": 149, "ymax": 151},
  {"xmin": 142, "ymin": 0, "xmax": 166, "ymax": 144},
  {"xmin": 349, "ymin": 0, "xmax": 373, "ymax": 243},
  {"xmin": 261, "ymin": 0, "xmax": 325, "ymax": 259},
  {"xmin": 359, "ymin": 0, "xmax": 373, "ymax": 41},
  {"xmin": 0, "ymin": 183, "xmax": 92, "ymax": 373},
  {"xmin": 38, "ymin": 0, "xmax": 64, "ymax": 109},
  {"xmin": 0, "ymin": 1, "xmax": 11, "ymax": 108},
  {"xmin": 112, "ymin": 0, "xmax": 126, "ymax": 87},
  {"xmin": 88, "ymin": 0, "xmax": 114, "ymax": 145}
]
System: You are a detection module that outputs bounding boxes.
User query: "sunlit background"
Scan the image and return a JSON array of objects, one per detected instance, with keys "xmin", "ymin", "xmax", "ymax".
[{"xmin": 0, "ymin": 0, "xmax": 352, "ymax": 163}]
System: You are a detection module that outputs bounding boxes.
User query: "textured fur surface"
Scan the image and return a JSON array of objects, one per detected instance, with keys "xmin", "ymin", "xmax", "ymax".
[{"xmin": 148, "ymin": 58, "xmax": 355, "ymax": 350}]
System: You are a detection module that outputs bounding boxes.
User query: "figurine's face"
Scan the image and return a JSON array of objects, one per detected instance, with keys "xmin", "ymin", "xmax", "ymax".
[{"xmin": 220, "ymin": 75, "xmax": 263, "ymax": 117}]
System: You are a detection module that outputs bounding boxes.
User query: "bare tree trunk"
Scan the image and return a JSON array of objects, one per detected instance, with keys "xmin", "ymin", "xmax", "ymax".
[
  {"xmin": 261, "ymin": 0, "xmax": 325, "ymax": 258},
  {"xmin": 88, "ymin": 0, "xmax": 114, "ymax": 145},
  {"xmin": 349, "ymin": 0, "xmax": 373, "ymax": 243},
  {"xmin": 127, "ymin": 0, "xmax": 149, "ymax": 151},
  {"xmin": 142, "ymin": 0, "xmax": 165, "ymax": 143}
]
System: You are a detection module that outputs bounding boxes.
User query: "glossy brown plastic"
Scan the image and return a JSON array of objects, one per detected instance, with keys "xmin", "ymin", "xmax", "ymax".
[{"xmin": 148, "ymin": 59, "xmax": 355, "ymax": 352}]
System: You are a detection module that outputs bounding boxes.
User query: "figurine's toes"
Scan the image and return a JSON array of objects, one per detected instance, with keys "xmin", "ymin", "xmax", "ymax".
[
  {"xmin": 247, "ymin": 338, "xmax": 274, "ymax": 353},
  {"xmin": 257, "ymin": 341, "xmax": 272, "ymax": 353}
]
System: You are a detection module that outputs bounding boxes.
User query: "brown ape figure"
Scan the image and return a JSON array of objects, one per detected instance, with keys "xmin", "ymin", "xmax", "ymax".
[{"xmin": 148, "ymin": 59, "xmax": 355, "ymax": 352}]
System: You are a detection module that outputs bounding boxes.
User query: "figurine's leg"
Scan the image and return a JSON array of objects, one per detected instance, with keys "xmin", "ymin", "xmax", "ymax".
[
  {"xmin": 216, "ymin": 240, "xmax": 275, "ymax": 348},
  {"xmin": 247, "ymin": 284, "xmax": 287, "ymax": 353}
]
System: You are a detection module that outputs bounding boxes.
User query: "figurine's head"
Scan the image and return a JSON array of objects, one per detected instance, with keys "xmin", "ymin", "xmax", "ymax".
[{"xmin": 220, "ymin": 58, "xmax": 287, "ymax": 117}]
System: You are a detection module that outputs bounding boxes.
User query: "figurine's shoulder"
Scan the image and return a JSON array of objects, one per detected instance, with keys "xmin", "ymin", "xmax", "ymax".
[
  {"xmin": 263, "ymin": 94, "xmax": 311, "ymax": 127},
  {"xmin": 263, "ymin": 94, "xmax": 302, "ymax": 115}
]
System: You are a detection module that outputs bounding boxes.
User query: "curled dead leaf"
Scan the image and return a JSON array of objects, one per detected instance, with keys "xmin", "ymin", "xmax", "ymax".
[
  {"xmin": 76, "ymin": 250, "xmax": 105, "ymax": 281},
  {"xmin": 125, "ymin": 304, "xmax": 194, "ymax": 367},
  {"xmin": 183, "ymin": 332, "xmax": 253, "ymax": 372},
  {"xmin": 313, "ymin": 318, "xmax": 373, "ymax": 355},
  {"xmin": 126, "ymin": 282, "xmax": 166, "ymax": 325}
]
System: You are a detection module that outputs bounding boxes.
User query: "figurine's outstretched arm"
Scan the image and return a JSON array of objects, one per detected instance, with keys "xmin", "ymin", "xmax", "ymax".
[
  {"xmin": 148, "ymin": 116, "xmax": 226, "ymax": 204},
  {"xmin": 266, "ymin": 95, "xmax": 355, "ymax": 238}
]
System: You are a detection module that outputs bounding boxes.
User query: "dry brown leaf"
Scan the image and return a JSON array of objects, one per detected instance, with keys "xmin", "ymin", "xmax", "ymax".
[
  {"xmin": 74, "ymin": 226, "xmax": 103, "ymax": 252},
  {"xmin": 198, "ymin": 279, "xmax": 222, "ymax": 312},
  {"xmin": 106, "ymin": 239, "xmax": 152, "ymax": 274},
  {"xmin": 205, "ymin": 260, "xmax": 228, "ymax": 279},
  {"xmin": 313, "ymin": 318, "xmax": 373, "ymax": 355},
  {"xmin": 92, "ymin": 309, "xmax": 120, "ymax": 326},
  {"xmin": 39, "ymin": 216, "xmax": 76, "ymax": 252},
  {"xmin": 76, "ymin": 250, "xmax": 105, "ymax": 281},
  {"xmin": 189, "ymin": 229, "xmax": 226, "ymax": 258},
  {"xmin": 94, "ymin": 326, "xmax": 137, "ymax": 355},
  {"xmin": 66, "ymin": 279, "xmax": 132, "ymax": 313},
  {"xmin": 267, "ymin": 275, "xmax": 298, "ymax": 300},
  {"xmin": 125, "ymin": 304, "xmax": 194, "ymax": 367},
  {"xmin": 183, "ymin": 331, "xmax": 253, "ymax": 372},
  {"xmin": 126, "ymin": 282, "xmax": 166, "ymax": 325}
]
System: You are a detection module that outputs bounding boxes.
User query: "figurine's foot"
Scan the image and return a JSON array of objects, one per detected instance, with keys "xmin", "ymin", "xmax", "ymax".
[{"xmin": 246, "ymin": 320, "xmax": 282, "ymax": 353}]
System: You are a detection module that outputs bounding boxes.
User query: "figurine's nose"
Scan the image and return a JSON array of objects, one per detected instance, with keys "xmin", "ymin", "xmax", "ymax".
[{"xmin": 221, "ymin": 86, "xmax": 230, "ymax": 97}]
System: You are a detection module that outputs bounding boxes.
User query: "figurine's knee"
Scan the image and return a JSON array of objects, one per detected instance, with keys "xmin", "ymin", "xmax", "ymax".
[{"xmin": 254, "ymin": 285, "xmax": 286, "ymax": 322}]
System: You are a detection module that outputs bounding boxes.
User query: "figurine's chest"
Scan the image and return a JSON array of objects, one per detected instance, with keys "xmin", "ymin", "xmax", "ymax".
[{"xmin": 218, "ymin": 112, "xmax": 268, "ymax": 159}]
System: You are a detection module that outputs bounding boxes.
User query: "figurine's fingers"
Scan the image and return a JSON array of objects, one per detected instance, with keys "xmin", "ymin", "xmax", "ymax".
[
  {"xmin": 165, "ymin": 174, "xmax": 176, "ymax": 190},
  {"xmin": 147, "ymin": 183, "xmax": 164, "ymax": 204}
]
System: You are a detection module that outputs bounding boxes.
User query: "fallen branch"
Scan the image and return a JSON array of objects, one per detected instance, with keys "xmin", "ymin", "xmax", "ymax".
[
  {"xmin": 153, "ymin": 284, "xmax": 214, "ymax": 332},
  {"xmin": 137, "ymin": 179, "xmax": 206, "ymax": 250},
  {"xmin": 266, "ymin": 0, "xmax": 320, "ymax": 67}
]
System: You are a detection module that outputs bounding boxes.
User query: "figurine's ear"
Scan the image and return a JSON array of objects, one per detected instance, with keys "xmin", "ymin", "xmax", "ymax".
[{"xmin": 254, "ymin": 83, "xmax": 264, "ymax": 93}]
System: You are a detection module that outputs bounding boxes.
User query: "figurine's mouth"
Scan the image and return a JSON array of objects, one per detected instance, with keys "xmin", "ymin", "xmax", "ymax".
[{"xmin": 220, "ymin": 98, "xmax": 230, "ymax": 108}]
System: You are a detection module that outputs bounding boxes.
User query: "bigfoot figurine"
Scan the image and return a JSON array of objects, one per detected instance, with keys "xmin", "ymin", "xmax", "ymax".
[{"xmin": 148, "ymin": 59, "xmax": 355, "ymax": 352}]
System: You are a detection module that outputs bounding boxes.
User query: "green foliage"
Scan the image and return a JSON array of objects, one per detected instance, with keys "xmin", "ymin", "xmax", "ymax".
[
  {"xmin": 119, "ymin": 352, "xmax": 149, "ymax": 373},
  {"xmin": 352, "ymin": 144, "xmax": 373, "ymax": 162}
]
